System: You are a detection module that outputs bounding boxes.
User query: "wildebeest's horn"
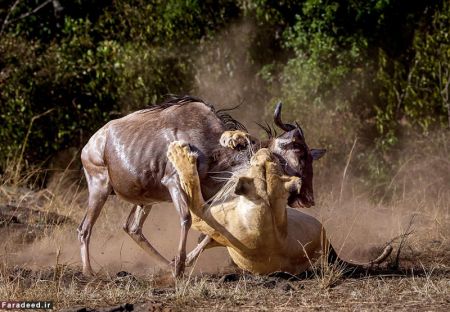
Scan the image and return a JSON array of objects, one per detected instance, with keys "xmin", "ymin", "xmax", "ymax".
[{"xmin": 274, "ymin": 102, "xmax": 296, "ymax": 132}]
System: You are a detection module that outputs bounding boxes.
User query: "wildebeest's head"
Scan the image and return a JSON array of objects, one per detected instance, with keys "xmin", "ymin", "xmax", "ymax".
[{"xmin": 269, "ymin": 102, "xmax": 326, "ymax": 208}]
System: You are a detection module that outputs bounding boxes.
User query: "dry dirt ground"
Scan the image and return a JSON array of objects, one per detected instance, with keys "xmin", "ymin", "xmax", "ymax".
[{"xmin": 0, "ymin": 177, "xmax": 449, "ymax": 311}]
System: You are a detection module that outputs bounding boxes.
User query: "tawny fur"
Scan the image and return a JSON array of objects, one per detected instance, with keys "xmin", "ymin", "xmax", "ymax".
[{"xmin": 167, "ymin": 139, "xmax": 391, "ymax": 274}]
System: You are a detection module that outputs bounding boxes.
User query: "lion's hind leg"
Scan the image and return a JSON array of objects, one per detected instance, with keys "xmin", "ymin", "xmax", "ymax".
[{"xmin": 167, "ymin": 141, "xmax": 205, "ymax": 216}]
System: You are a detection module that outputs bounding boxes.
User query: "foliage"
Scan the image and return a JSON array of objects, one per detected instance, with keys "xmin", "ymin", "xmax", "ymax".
[
  {"xmin": 254, "ymin": 0, "xmax": 449, "ymax": 191},
  {"xmin": 0, "ymin": 0, "xmax": 239, "ymax": 170},
  {"xmin": 0, "ymin": 0, "xmax": 448, "ymax": 194}
]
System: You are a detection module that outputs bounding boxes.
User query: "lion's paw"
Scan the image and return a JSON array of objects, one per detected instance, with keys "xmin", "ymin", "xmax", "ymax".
[
  {"xmin": 167, "ymin": 141, "xmax": 198, "ymax": 175},
  {"xmin": 283, "ymin": 176, "xmax": 302, "ymax": 194},
  {"xmin": 220, "ymin": 130, "xmax": 252, "ymax": 149},
  {"xmin": 250, "ymin": 148, "xmax": 272, "ymax": 166}
]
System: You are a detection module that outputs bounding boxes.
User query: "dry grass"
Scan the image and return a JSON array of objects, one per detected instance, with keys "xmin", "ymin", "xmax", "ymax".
[
  {"xmin": 0, "ymin": 263, "xmax": 448, "ymax": 311},
  {"xmin": 0, "ymin": 265, "xmax": 155, "ymax": 308},
  {"xmin": 0, "ymin": 144, "xmax": 449, "ymax": 311}
]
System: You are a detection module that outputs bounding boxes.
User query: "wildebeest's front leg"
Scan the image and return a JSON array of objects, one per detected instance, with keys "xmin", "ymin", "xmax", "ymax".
[
  {"xmin": 162, "ymin": 161, "xmax": 193, "ymax": 277},
  {"xmin": 185, "ymin": 235, "xmax": 222, "ymax": 267},
  {"xmin": 166, "ymin": 141, "xmax": 205, "ymax": 217},
  {"xmin": 167, "ymin": 141, "xmax": 224, "ymax": 267}
]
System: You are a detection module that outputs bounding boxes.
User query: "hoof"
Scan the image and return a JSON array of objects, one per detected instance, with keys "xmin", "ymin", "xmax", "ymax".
[
  {"xmin": 82, "ymin": 268, "xmax": 95, "ymax": 277},
  {"xmin": 170, "ymin": 256, "xmax": 186, "ymax": 278}
]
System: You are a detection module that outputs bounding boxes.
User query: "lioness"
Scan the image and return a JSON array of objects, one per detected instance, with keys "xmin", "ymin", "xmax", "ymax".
[{"xmin": 167, "ymin": 141, "xmax": 392, "ymax": 274}]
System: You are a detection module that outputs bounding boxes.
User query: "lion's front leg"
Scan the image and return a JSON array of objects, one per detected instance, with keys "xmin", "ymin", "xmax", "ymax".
[
  {"xmin": 167, "ymin": 141, "xmax": 205, "ymax": 217},
  {"xmin": 220, "ymin": 130, "xmax": 257, "ymax": 150}
]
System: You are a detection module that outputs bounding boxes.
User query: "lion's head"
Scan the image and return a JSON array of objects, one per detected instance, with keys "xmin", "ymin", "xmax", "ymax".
[{"xmin": 232, "ymin": 148, "xmax": 302, "ymax": 214}]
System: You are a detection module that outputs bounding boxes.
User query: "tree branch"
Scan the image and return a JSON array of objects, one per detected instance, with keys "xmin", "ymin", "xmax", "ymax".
[
  {"xmin": 438, "ymin": 62, "xmax": 450, "ymax": 129},
  {"xmin": 7, "ymin": 0, "xmax": 52, "ymax": 24},
  {"xmin": 0, "ymin": 0, "xmax": 21, "ymax": 36},
  {"xmin": 1, "ymin": 0, "xmax": 53, "ymax": 36}
]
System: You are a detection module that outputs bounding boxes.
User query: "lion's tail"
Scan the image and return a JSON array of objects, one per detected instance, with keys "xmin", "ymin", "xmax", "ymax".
[
  {"xmin": 327, "ymin": 243, "xmax": 392, "ymax": 267},
  {"xmin": 368, "ymin": 244, "xmax": 393, "ymax": 265}
]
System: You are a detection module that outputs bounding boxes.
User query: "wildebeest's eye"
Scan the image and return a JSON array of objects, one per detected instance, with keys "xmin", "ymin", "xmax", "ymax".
[
  {"xmin": 294, "ymin": 148, "xmax": 306, "ymax": 158},
  {"xmin": 291, "ymin": 142, "xmax": 306, "ymax": 153}
]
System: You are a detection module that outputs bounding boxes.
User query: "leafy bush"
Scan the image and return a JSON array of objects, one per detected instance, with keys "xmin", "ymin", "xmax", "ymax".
[
  {"xmin": 1, "ymin": 0, "xmax": 448, "ymax": 196},
  {"xmin": 256, "ymin": 0, "xmax": 449, "ymax": 193},
  {"xmin": 0, "ymin": 0, "xmax": 239, "ymax": 171}
]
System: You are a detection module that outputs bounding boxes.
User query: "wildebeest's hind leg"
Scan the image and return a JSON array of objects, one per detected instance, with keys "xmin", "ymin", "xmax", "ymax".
[
  {"xmin": 78, "ymin": 170, "xmax": 112, "ymax": 276},
  {"xmin": 123, "ymin": 205, "xmax": 170, "ymax": 267}
]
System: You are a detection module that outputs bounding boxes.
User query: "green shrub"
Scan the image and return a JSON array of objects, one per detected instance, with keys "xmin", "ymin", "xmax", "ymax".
[
  {"xmin": 257, "ymin": 0, "xmax": 449, "ymax": 194},
  {"xmin": 0, "ymin": 0, "xmax": 239, "ymax": 172}
]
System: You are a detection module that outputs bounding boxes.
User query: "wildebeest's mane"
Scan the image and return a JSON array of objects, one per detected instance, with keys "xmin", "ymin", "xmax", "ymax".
[
  {"xmin": 206, "ymin": 148, "xmax": 251, "ymax": 206},
  {"xmin": 205, "ymin": 140, "xmax": 254, "ymax": 205},
  {"xmin": 145, "ymin": 95, "xmax": 247, "ymax": 132}
]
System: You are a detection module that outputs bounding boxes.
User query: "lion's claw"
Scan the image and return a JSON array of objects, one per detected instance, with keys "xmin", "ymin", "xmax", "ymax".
[{"xmin": 220, "ymin": 130, "xmax": 253, "ymax": 150}]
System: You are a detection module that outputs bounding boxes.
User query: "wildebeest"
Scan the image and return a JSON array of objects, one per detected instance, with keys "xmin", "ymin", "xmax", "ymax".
[
  {"xmin": 166, "ymin": 141, "xmax": 392, "ymax": 274},
  {"xmin": 78, "ymin": 96, "xmax": 326, "ymax": 276}
]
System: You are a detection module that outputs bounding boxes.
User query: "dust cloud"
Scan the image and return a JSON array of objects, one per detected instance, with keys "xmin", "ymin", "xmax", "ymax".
[
  {"xmin": 307, "ymin": 132, "xmax": 450, "ymax": 263},
  {"xmin": 7, "ymin": 198, "xmax": 231, "ymax": 275},
  {"xmin": 194, "ymin": 20, "xmax": 269, "ymax": 135}
]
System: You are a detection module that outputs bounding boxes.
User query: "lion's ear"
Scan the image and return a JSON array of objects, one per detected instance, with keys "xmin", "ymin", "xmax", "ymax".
[{"xmin": 234, "ymin": 177, "xmax": 255, "ymax": 196}]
